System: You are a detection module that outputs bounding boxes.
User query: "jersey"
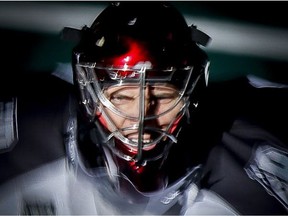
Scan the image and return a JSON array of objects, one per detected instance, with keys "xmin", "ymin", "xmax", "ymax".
[{"xmin": 201, "ymin": 75, "xmax": 288, "ymax": 214}]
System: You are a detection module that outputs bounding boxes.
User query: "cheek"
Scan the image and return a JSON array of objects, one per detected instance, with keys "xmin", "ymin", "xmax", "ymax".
[
  {"xmin": 157, "ymin": 103, "xmax": 183, "ymax": 124},
  {"xmin": 104, "ymin": 108, "xmax": 127, "ymax": 130}
]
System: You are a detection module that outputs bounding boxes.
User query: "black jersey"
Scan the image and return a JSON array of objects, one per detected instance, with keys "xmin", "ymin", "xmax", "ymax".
[{"xmin": 201, "ymin": 76, "xmax": 288, "ymax": 214}]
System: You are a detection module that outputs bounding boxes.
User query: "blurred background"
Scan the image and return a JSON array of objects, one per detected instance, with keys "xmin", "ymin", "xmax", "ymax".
[{"xmin": 0, "ymin": 1, "xmax": 288, "ymax": 83}]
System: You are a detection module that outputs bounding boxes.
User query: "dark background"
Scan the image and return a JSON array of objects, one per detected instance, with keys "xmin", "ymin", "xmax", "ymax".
[{"xmin": 0, "ymin": 1, "xmax": 288, "ymax": 84}]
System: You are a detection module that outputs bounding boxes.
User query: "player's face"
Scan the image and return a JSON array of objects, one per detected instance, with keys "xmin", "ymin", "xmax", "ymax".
[{"xmin": 100, "ymin": 84, "xmax": 184, "ymax": 151}]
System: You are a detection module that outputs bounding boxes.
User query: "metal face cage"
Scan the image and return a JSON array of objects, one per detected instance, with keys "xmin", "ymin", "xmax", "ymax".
[{"xmin": 74, "ymin": 56, "xmax": 202, "ymax": 163}]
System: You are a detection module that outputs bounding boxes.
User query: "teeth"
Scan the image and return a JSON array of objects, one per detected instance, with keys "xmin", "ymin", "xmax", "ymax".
[{"xmin": 131, "ymin": 139, "xmax": 152, "ymax": 144}]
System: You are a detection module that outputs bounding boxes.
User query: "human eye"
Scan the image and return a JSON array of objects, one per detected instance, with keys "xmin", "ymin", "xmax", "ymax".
[
  {"xmin": 110, "ymin": 93, "xmax": 134, "ymax": 105},
  {"xmin": 151, "ymin": 87, "xmax": 179, "ymax": 104},
  {"xmin": 104, "ymin": 86, "xmax": 139, "ymax": 106},
  {"xmin": 153, "ymin": 92, "xmax": 178, "ymax": 104}
]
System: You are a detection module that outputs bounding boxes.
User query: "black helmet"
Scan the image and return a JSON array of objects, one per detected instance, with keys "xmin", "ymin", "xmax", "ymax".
[{"xmin": 67, "ymin": 1, "xmax": 210, "ymax": 194}]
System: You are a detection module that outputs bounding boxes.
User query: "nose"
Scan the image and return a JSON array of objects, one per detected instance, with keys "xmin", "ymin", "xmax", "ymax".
[{"xmin": 127, "ymin": 88, "xmax": 155, "ymax": 119}]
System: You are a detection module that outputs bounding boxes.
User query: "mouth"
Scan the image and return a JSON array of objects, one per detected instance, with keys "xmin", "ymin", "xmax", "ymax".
[
  {"xmin": 124, "ymin": 133, "xmax": 157, "ymax": 152},
  {"xmin": 114, "ymin": 125, "xmax": 171, "ymax": 155},
  {"xmin": 130, "ymin": 138, "xmax": 156, "ymax": 151},
  {"xmin": 112, "ymin": 129, "xmax": 173, "ymax": 162}
]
